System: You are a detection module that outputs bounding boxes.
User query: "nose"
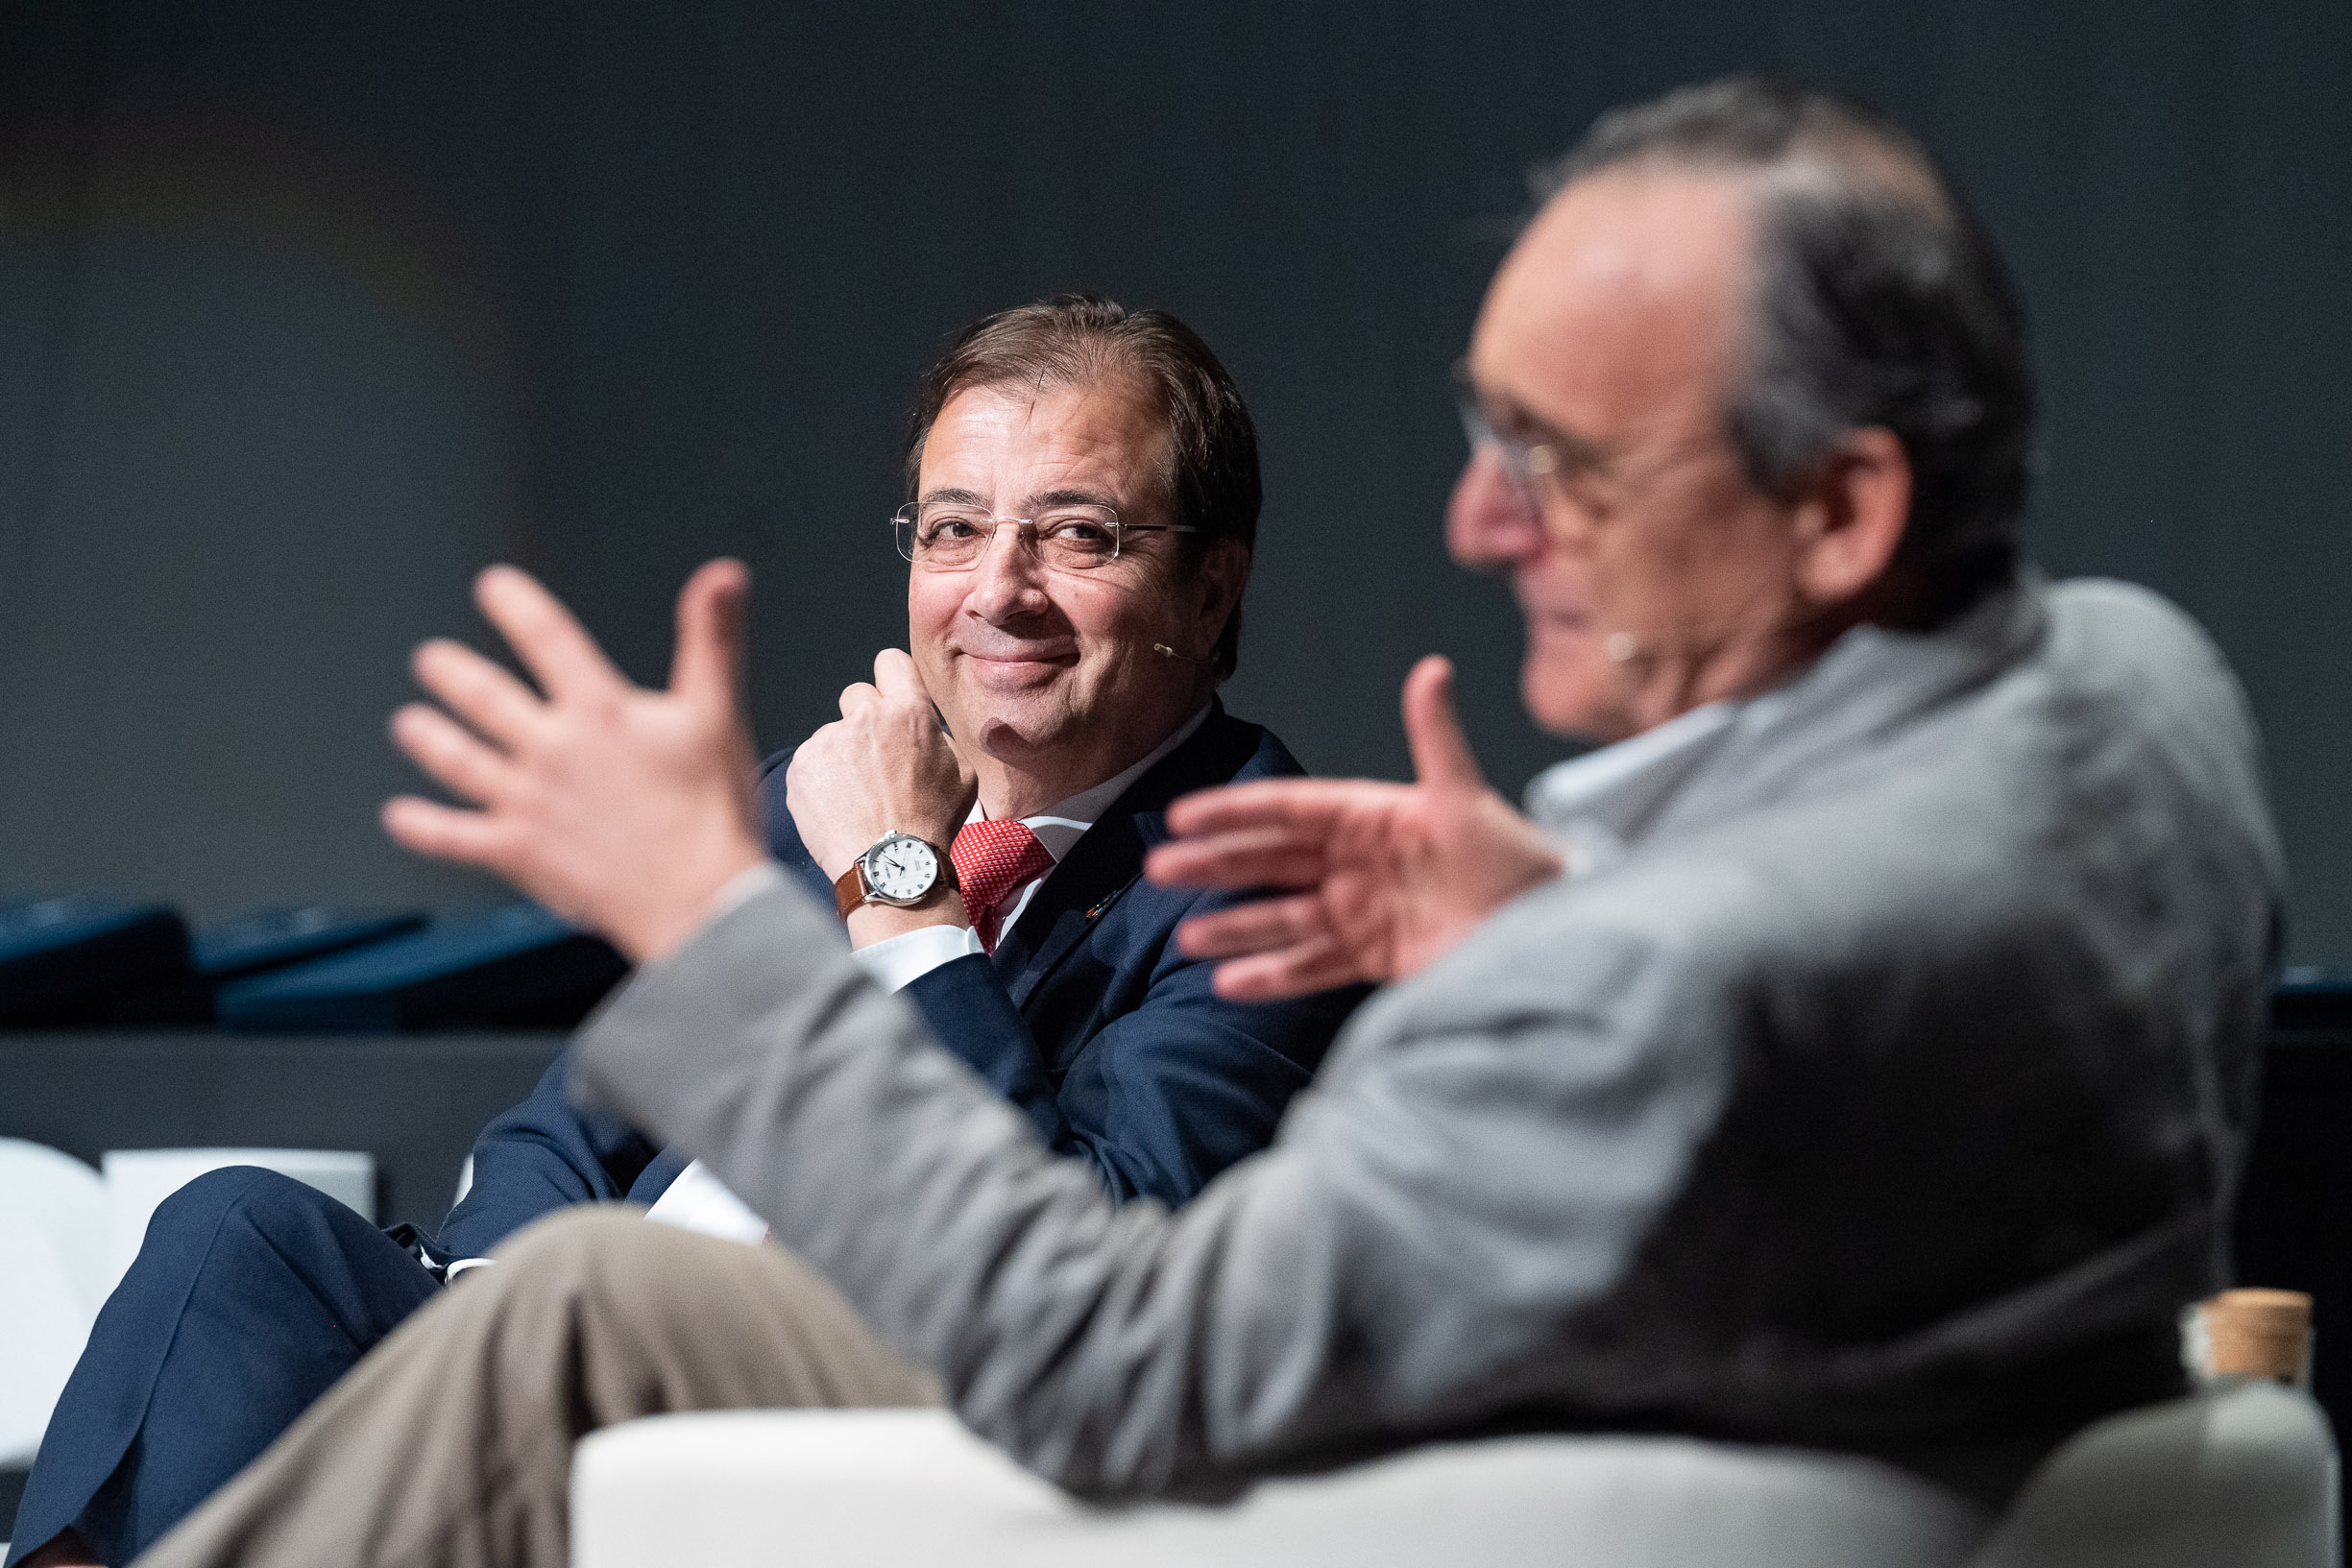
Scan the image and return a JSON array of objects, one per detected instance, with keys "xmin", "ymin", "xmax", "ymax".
[
  {"xmin": 964, "ymin": 522, "xmax": 1053, "ymax": 622},
  {"xmin": 1445, "ymin": 445, "xmax": 1548, "ymax": 571}
]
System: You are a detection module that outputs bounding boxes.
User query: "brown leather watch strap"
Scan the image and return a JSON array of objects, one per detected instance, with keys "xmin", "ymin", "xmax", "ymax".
[{"xmin": 833, "ymin": 862, "xmax": 869, "ymax": 920}]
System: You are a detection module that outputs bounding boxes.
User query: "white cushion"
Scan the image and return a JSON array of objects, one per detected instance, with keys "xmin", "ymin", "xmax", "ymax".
[
  {"xmin": 0, "ymin": 1140, "xmax": 108, "ymax": 1467},
  {"xmin": 571, "ymin": 1380, "xmax": 2340, "ymax": 1568},
  {"xmin": 571, "ymin": 1410, "xmax": 1987, "ymax": 1568}
]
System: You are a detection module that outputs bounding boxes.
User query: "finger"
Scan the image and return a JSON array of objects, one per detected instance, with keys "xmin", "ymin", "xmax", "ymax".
[
  {"xmin": 381, "ymin": 795, "xmax": 512, "ymax": 870},
  {"xmin": 390, "ymin": 703, "xmax": 520, "ymax": 807},
  {"xmin": 1402, "ymin": 655, "xmax": 1486, "ymax": 791},
  {"xmin": 837, "ymin": 683, "xmax": 880, "ymax": 719},
  {"xmin": 474, "ymin": 564, "xmax": 629, "ymax": 704},
  {"xmin": 1147, "ymin": 831, "xmax": 1327, "ymax": 890},
  {"xmin": 1163, "ymin": 779, "xmax": 1364, "ymax": 839},
  {"xmin": 411, "ymin": 639, "xmax": 546, "ymax": 749},
  {"xmin": 1174, "ymin": 893, "xmax": 1325, "ymax": 958},
  {"xmin": 871, "ymin": 647, "xmax": 925, "ymax": 705},
  {"xmin": 669, "ymin": 558, "xmax": 751, "ymax": 708},
  {"xmin": 1209, "ymin": 937, "xmax": 1362, "ymax": 1002}
]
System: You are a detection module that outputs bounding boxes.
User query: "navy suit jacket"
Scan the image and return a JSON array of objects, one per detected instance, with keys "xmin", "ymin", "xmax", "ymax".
[{"xmin": 434, "ymin": 704, "xmax": 1364, "ymax": 1256}]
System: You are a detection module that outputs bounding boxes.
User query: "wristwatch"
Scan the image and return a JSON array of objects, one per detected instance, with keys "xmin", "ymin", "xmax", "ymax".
[{"xmin": 834, "ymin": 831, "xmax": 958, "ymax": 918}]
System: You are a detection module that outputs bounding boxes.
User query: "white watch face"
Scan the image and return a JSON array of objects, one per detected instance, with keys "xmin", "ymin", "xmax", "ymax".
[{"xmin": 862, "ymin": 834, "xmax": 940, "ymax": 903}]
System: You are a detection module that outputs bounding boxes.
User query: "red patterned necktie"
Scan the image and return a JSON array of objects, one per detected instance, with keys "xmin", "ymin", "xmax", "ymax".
[{"xmin": 951, "ymin": 819, "xmax": 1058, "ymax": 953}]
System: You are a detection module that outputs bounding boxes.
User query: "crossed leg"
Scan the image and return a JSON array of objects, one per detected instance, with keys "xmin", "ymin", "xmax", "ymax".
[
  {"xmin": 131, "ymin": 1206, "xmax": 941, "ymax": 1568},
  {"xmin": 11, "ymin": 1166, "xmax": 443, "ymax": 1568}
]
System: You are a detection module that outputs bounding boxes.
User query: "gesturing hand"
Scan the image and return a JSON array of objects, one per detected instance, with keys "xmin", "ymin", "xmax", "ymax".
[
  {"xmin": 382, "ymin": 560, "xmax": 767, "ymax": 965},
  {"xmin": 1145, "ymin": 656, "xmax": 1565, "ymax": 1001},
  {"xmin": 784, "ymin": 649, "xmax": 976, "ymax": 880}
]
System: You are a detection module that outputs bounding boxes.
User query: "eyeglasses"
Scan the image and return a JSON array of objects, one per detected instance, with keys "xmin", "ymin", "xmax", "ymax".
[
  {"xmin": 891, "ymin": 502, "xmax": 1195, "ymax": 572},
  {"xmin": 1454, "ymin": 359, "xmax": 1755, "ymax": 536},
  {"xmin": 1452, "ymin": 358, "xmax": 1566, "ymax": 515}
]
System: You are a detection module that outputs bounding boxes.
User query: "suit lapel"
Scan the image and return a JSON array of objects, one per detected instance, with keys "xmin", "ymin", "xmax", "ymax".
[{"xmin": 992, "ymin": 704, "xmax": 1259, "ymax": 1009}]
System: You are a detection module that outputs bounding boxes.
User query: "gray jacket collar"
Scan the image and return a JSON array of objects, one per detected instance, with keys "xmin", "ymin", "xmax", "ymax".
[{"xmin": 1529, "ymin": 574, "xmax": 2047, "ymax": 870}]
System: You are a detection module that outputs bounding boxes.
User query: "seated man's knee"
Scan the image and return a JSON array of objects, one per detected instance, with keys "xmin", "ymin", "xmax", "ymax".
[
  {"xmin": 491, "ymin": 1202, "xmax": 646, "ymax": 1265},
  {"xmin": 101, "ymin": 1166, "xmax": 381, "ymax": 1312},
  {"xmin": 483, "ymin": 1204, "xmax": 659, "ymax": 1294},
  {"xmin": 486, "ymin": 1205, "xmax": 750, "ymax": 1317},
  {"xmin": 147, "ymin": 1166, "xmax": 354, "ymax": 1249},
  {"xmin": 477, "ymin": 1204, "xmax": 923, "ymax": 1406}
]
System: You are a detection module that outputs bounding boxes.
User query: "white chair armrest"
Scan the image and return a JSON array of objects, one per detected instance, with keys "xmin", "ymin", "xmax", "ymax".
[{"xmin": 570, "ymin": 1408, "xmax": 1984, "ymax": 1568}]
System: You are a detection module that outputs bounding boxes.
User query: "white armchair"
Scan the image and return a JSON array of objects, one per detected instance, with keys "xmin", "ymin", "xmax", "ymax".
[{"xmin": 570, "ymin": 1379, "xmax": 2338, "ymax": 1568}]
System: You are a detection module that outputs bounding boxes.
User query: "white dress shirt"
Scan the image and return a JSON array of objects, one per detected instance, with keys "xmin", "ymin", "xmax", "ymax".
[{"xmin": 646, "ymin": 705, "xmax": 1211, "ymax": 1244}]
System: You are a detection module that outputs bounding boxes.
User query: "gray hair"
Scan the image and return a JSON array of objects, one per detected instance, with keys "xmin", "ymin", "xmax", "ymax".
[{"xmin": 1541, "ymin": 78, "xmax": 2033, "ymax": 615}]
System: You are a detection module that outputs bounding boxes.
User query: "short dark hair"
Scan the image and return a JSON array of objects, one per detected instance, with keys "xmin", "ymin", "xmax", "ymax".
[
  {"xmin": 904, "ymin": 294, "xmax": 1259, "ymax": 680},
  {"xmin": 1544, "ymin": 78, "xmax": 2033, "ymax": 615}
]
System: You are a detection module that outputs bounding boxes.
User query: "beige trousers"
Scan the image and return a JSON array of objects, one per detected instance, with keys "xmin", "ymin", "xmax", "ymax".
[{"xmin": 131, "ymin": 1206, "xmax": 942, "ymax": 1568}]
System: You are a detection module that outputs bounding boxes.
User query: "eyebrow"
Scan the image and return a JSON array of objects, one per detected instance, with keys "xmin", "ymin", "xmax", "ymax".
[
  {"xmin": 914, "ymin": 487, "xmax": 1121, "ymax": 513},
  {"xmin": 1026, "ymin": 488, "xmax": 1119, "ymax": 512}
]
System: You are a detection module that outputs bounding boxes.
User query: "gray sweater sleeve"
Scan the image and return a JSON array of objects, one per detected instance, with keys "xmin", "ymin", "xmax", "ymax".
[{"xmin": 571, "ymin": 873, "xmax": 1722, "ymax": 1495}]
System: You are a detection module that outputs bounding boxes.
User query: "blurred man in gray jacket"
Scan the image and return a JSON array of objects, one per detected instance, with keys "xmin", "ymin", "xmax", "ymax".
[{"xmin": 131, "ymin": 79, "xmax": 2280, "ymax": 1568}]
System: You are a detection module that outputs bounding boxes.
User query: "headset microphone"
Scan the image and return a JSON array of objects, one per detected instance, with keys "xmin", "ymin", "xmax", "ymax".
[
  {"xmin": 1153, "ymin": 642, "xmax": 1216, "ymax": 668},
  {"xmin": 1600, "ymin": 591, "xmax": 1817, "ymax": 670}
]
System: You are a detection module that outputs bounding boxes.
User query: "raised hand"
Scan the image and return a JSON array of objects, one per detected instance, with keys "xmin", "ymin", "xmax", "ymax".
[
  {"xmin": 784, "ymin": 649, "xmax": 976, "ymax": 879},
  {"xmin": 382, "ymin": 560, "xmax": 767, "ymax": 964},
  {"xmin": 1145, "ymin": 656, "xmax": 1564, "ymax": 1001},
  {"xmin": 784, "ymin": 648, "xmax": 978, "ymax": 946}
]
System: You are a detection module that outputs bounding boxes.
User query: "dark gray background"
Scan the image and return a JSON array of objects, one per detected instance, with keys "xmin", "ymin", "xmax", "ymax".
[{"xmin": 2, "ymin": 0, "xmax": 2346, "ymax": 958}]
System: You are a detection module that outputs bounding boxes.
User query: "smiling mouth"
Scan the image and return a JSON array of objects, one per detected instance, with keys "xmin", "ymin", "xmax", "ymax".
[
  {"xmin": 964, "ymin": 648, "xmax": 1078, "ymax": 663},
  {"xmin": 959, "ymin": 648, "xmax": 1079, "ymax": 678}
]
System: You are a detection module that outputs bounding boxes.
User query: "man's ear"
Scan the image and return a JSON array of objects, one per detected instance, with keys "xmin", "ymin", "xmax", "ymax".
[
  {"xmin": 1192, "ymin": 539, "xmax": 1251, "ymax": 636},
  {"xmin": 1789, "ymin": 426, "xmax": 1911, "ymax": 607}
]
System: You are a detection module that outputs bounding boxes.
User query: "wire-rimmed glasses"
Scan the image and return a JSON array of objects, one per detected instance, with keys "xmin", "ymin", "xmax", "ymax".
[
  {"xmin": 891, "ymin": 502, "xmax": 1196, "ymax": 571},
  {"xmin": 1453, "ymin": 358, "xmax": 1564, "ymax": 515},
  {"xmin": 1454, "ymin": 357, "xmax": 1736, "ymax": 531}
]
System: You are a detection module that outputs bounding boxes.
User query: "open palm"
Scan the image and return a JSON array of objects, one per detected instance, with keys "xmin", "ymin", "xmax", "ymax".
[
  {"xmin": 1147, "ymin": 657, "xmax": 1564, "ymax": 1001},
  {"xmin": 382, "ymin": 561, "xmax": 767, "ymax": 963}
]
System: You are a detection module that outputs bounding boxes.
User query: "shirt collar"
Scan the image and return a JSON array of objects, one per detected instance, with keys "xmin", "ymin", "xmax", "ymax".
[
  {"xmin": 964, "ymin": 704, "xmax": 1213, "ymax": 864},
  {"xmin": 1522, "ymin": 701, "xmax": 1746, "ymax": 879},
  {"xmin": 1515, "ymin": 582, "xmax": 2030, "ymax": 879},
  {"xmin": 1518, "ymin": 577, "xmax": 2051, "ymax": 883}
]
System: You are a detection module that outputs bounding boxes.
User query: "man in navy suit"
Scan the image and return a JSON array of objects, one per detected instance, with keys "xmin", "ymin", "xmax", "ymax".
[{"xmin": 7, "ymin": 295, "xmax": 1362, "ymax": 1568}]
